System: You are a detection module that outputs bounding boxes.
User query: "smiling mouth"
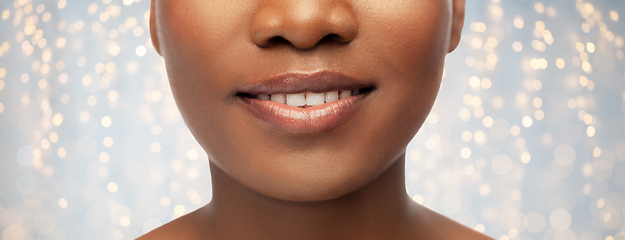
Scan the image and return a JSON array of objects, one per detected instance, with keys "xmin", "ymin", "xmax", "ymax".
[
  {"xmin": 236, "ymin": 71, "xmax": 375, "ymax": 133},
  {"xmin": 236, "ymin": 87, "xmax": 374, "ymax": 108}
]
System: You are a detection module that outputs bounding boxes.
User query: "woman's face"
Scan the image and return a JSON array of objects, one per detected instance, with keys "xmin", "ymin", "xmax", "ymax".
[{"xmin": 151, "ymin": 0, "xmax": 464, "ymax": 201}]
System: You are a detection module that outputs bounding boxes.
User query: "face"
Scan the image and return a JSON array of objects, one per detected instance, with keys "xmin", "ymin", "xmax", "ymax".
[{"xmin": 151, "ymin": 0, "xmax": 465, "ymax": 201}]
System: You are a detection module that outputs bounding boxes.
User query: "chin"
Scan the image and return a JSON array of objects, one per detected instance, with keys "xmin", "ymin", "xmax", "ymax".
[{"xmin": 214, "ymin": 151, "xmax": 394, "ymax": 202}]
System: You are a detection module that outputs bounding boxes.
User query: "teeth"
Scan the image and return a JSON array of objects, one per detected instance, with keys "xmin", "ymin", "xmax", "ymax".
[
  {"xmin": 259, "ymin": 89, "xmax": 362, "ymax": 107},
  {"xmin": 271, "ymin": 94, "xmax": 286, "ymax": 104},
  {"xmin": 258, "ymin": 94, "xmax": 270, "ymax": 101},
  {"xmin": 286, "ymin": 93, "xmax": 306, "ymax": 107},
  {"xmin": 305, "ymin": 93, "xmax": 325, "ymax": 106},
  {"xmin": 339, "ymin": 90, "xmax": 351, "ymax": 99},
  {"xmin": 325, "ymin": 91, "xmax": 339, "ymax": 103}
]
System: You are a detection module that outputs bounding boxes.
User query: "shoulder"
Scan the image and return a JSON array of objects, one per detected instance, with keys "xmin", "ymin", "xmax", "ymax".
[
  {"xmin": 414, "ymin": 205, "xmax": 494, "ymax": 240},
  {"xmin": 136, "ymin": 209, "xmax": 206, "ymax": 240}
]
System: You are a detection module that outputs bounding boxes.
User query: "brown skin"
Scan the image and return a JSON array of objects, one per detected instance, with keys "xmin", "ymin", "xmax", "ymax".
[{"xmin": 140, "ymin": 0, "xmax": 493, "ymax": 239}]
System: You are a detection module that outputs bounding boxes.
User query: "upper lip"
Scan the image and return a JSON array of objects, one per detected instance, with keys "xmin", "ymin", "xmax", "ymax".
[{"xmin": 236, "ymin": 71, "xmax": 374, "ymax": 95}]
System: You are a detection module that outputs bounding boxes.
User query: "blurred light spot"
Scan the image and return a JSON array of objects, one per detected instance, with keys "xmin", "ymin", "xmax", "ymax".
[
  {"xmin": 151, "ymin": 124, "xmax": 162, "ymax": 135},
  {"xmin": 510, "ymin": 125, "xmax": 521, "ymax": 136},
  {"xmin": 103, "ymin": 136, "xmax": 114, "ymax": 148},
  {"xmin": 586, "ymin": 42, "xmax": 595, "ymax": 53},
  {"xmin": 471, "ymin": 38, "xmax": 483, "ymax": 50},
  {"xmin": 151, "ymin": 91, "xmax": 162, "ymax": 102},
  {"xmin": 534, "ymin": 3, "xmax": 544, "ymax": 13},
  {"xmin": 108, "ymin": 90, "xmax": 119, "ymax": 101},
  {"xmin": 2, "ymin": 225, "xmax": 26, "ymax": 240},
  {"xmin": 57, "ymin": 147, "xmax": 67, "ymax": 158},
  {"xmin": 481, "ymin": 78, "xmax": 492, "ymax": 89},
  {"xmin": 550, "ymin": 209, "xmax": 572, "ymax": 230},
  {"xmin": 160, "ymin": 196, "xmax": 171, "ymax": 207},
  {"xmin": 136, "ymin": 45, "xmax": 147, "ymax": 57},
  {"xmin": 522, "ymin": 116, "xmax": 533, "ymax": 128},
  {"xmin": 1, "ymin": 10, "xmax": 9, "ymax": 20},
  {"xmin": 474, "ymin": 131, "xmax": 486, "ymax": 144},
  {"xmin": 58, "ymin": 198, "xmax": 68, "ymax": 208},
  {"xmin": 108, "ymin": 182, "xmax": 118, "ymax": 193},
  {"xmin": 521, "ymin": 152, "xmax": 531, "ymax": 164},
  {"xmin": 101, "ymin": 116, "xmax": 112, "ymax": 127},
  {"xmin": 535, "ymin": 21, "xmax": 545, "ymax": 31},
  {"xmin": 469, "ymin": 76, "xmax": 480, "ymax": 88},
  {"xmin": 120, "ymin": 216, "xmax": 130, "ymax": 227},
  {"xmin": 479, "ymin": 184, "xmax": 491, "ymax": 196},
  {"xmin": 513, "ymin": 16, "xmax": 524, "ymax": 28},
  {"xmin": 587, "ymin": 126, "xmax": 595, "ymax": 137},
  {"xmin": 187, "ymin": 149, "xmax": 198, "ymax": 160},
  {"xmin": 475, "ymin": 224, "xmax": 485, "ymax": 233},
  {"xmin": 150, "ymin": 142, "xmax": 161, "ymax": 153},
  {"xmin": 583, "ymin": 184, "xmax": 591, "ymax": 195},
  {"xmin": 48, "ymin": 133, "xmax": 58, "ymax": 144},
  {"xmin": 532, "ymin": 80, "xmax": 542, "ymax": 90},
  {"xmin": 461, "ymin": 148, "xmax": 471, "ymax": 159},
  {"xmin": 610, "ymin": 11, "xmax": 619, "ymax": 22},
  {"xmin": 512, "ymin": 41, "xmax": 522, "ymax": 52},
  {"xmin": 593, "ymin": 147, "xmax": 601, "ymax": 158},
  {"xmin": 412, "ymin": 194, "xmax": 424, "ymax": 204},
  {"xmin": 52, "ymin": 113, "xmax": 63, "ymax": 126},
  {"xmin": 187, "ymin": 168, "xmax": 199, "ymax": 180},
  {"xmin": 80, "ymin": 111, "xmax": 91, "ymax": 122},
  {"xmin": 556, "ymin": 58, "xmax": 565, "ymax": 69},
  {"xmin": 461, "ymin": 131, "xmax": 472, "ymax": 142},
  {"xmin": 87, "ymin": 95, "xmax": 97, "ymax": 106},
  {"xmin": 174, "ymin": 205, "xmax": 185, "ymax": 215}
]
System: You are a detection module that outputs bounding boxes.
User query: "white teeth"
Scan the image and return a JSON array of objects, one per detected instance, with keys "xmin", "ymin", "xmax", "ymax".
[
  {"xmin": 286, "ymin": 93, "xmax": 306, "ymax": 107},
  {"xmin": 305, "ymin": 93, "xmax": 325, "ymax": 106},
  {"xmin": 339, "ymin": 90, "xmax": 352, "ymax": 99},
  {"xmin": 271, "ymin": 94, "xmax": 286, "ymax": 104},
  {"xmin": 258, "ymin": 94, "xmax": 270, "ymax": 101},
  {"xmin": 325, "ymin": 91, "xmax": 339, "ymax": 103},
  {"xmin": 262, "ymin": 89, "xmax": 361, "ymax": 107}
]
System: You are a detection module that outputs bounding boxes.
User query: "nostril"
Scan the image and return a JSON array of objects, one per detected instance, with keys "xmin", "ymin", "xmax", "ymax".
[
  {"xmin": 264, "ymin": 34, "xmax": 344, "ymax": 48},
  {"xmin": 265, "ymin": 36, "xmax": 291, "ymax": 47},
  {"xmin": 250, "ymin": 3, "xmax": 358, "ymax": 50},
  {"xmin": 319, "ymin": 34, "xmax": 341, "ymax": 45}
]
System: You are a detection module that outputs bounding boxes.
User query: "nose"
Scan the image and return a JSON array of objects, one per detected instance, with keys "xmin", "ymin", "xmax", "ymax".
[{"xmin": 250, "ymin": 1, "xmax": 358, "ymax": 50}]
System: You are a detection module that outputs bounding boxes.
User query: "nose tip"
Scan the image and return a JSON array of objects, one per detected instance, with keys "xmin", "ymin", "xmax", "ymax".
[{"xmin": 250, "ymin": 3, "xmax": 358, "ymax": 50}]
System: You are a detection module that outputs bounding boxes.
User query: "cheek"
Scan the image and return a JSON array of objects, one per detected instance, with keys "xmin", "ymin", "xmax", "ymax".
[
  {"xmin": 361, "ymin": 1, "xmax": 451, "ymax": 73},
  {"xmin": 361, "ymin": 3, "xmax": 450, "ymax": 116}
]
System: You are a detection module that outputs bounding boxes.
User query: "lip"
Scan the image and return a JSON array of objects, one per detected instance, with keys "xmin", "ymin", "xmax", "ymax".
[{"xmin": 237, "ymin": 71, "xmax": 374, "ymax": 133}]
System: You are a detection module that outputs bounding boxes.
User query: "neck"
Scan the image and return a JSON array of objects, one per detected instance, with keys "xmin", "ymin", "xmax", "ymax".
[{"xmin": 201, "ymin": 156, "xmax": 416, "ymax": 240}]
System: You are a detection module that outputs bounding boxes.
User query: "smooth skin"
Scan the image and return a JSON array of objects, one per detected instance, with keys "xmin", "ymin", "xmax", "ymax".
[{"xmin": 140, "ymin": 0, "xmax": 493, "ymax": 239}]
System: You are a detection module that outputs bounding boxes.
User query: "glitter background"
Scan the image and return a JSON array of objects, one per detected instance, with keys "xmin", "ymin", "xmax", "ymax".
[{"xmin": 0, "ymin": 0, "xmax": 624, "ymax": 239}]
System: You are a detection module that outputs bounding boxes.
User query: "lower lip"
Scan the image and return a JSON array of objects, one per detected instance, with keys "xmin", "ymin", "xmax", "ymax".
[{"xmin": 239, "ymin": 94, "xmax": 368, "ymax": 134}]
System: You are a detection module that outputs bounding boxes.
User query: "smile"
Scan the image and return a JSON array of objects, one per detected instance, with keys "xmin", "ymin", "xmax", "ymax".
[{"xmin": 236, "ymin": 71, "xmax": 375, "ymax": 133}]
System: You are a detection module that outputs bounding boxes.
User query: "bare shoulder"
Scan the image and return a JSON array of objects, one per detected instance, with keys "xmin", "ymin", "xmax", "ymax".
[
  {"xmin": 136, "ymin": 209, "xmax": 205, "ymax": 240},
  {"xmin": 415, "ymin": 205, "xmax": 494, "ymax": 240}
]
